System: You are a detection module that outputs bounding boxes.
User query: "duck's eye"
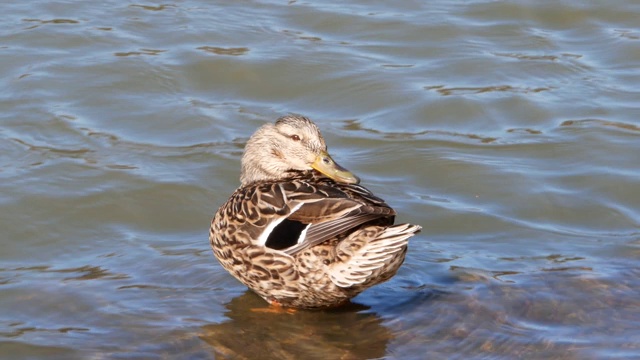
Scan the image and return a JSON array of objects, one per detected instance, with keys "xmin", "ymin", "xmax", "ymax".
[{"xmin": 290, "ymin": 134, "xmax": 301, "ymax": 141}]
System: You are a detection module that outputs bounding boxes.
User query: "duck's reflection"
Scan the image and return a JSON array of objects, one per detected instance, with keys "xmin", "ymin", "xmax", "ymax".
[{"xmin": 200, "ymin": 291, "xmax": 392, "ymax": 359}]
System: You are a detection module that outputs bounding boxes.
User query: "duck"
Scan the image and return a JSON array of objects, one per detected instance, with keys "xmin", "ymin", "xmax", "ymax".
[{"xmin": 209, "ymin": 115, "xmax": 421, "ymax": 309}]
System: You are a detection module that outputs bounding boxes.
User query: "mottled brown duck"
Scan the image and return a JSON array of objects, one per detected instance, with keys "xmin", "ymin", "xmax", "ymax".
[{"xmin": 209, "ymin": 115, "xmax": 421, "ymax": 308}]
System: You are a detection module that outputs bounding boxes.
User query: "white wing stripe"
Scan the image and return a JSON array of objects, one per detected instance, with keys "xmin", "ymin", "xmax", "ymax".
[{"xmin": 256, "ymin": 202, "xmax": 304, "ymax": 246}]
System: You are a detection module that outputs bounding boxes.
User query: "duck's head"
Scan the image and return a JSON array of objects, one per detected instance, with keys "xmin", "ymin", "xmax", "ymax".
[{"xmin": 240, "ymin": 115, "xmax": 360, "ymax": 186}]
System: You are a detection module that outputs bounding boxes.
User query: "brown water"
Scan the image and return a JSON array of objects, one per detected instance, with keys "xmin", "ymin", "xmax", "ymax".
[{"xmin": 1, "ymin": 1, "xmax": 639, "ymax": 359}]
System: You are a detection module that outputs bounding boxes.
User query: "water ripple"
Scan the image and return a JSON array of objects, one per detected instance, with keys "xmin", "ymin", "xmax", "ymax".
[{"xmin": 2, "ymin": 0, "xmax": 640, "ymax": 358}]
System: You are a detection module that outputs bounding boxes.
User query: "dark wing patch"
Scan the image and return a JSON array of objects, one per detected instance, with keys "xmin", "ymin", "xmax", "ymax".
[
  {"xmin": 282, "ymin": 213, "xmax": 384, "ymax": 255},
  {"xmin": 265, "ymin": 219, "xmax": 310, "ymax": 251}
]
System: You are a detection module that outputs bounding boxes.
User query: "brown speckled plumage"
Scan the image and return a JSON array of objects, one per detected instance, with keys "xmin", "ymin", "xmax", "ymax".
[{"xmin": 209, "ymin": 115, "xmax": 421, "ymax": 308}]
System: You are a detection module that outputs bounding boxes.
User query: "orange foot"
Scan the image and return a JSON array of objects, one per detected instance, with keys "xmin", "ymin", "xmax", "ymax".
[{"xmin": 250, "ymin": 300, "xmax": 297, "ymax": 314}]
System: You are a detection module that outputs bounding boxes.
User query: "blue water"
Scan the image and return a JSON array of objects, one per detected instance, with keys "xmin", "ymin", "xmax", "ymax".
[{"xmin": 1, "ymin": 1, "xmax": 639, "ymax": 359}]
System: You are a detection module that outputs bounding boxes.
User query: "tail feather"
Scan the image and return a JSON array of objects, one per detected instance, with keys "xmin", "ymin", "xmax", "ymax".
[{"xmin": 328, "ymin": 223, "xmax": 421, "ymax": 288}]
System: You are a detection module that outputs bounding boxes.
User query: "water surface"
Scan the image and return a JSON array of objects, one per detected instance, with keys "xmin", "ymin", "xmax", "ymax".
[{"xmin": 1, "ymin": 1, "xmax": 639, "ymax": 359}]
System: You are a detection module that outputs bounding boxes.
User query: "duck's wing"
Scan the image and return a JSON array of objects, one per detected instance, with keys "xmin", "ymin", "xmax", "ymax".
[
  {"xmin": 259, "ymin": 180, "xmax": 395, "ymax": 255},
  {"xmin": 224, "ymin": 177, "xmax": 395, "ymax": 255}
]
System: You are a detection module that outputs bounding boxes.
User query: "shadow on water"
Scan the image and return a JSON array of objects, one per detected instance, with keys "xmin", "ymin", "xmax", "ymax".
[
  {"xmin": 199, "ymin": 284, "xmax": 451, "ymax": 359},
  {"xmin": 199, "ymin": 291, "xmax": 391, "ymax": 360}
]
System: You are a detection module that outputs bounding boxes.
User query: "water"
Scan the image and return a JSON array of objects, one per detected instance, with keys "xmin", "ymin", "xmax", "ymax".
[{"xmin": 1, "ymin": 1, "xmax": 639, "ymax": 359}]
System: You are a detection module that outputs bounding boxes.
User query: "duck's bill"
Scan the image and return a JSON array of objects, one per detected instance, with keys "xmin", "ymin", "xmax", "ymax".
[{"xmin": 312, "ymin": 151, "xmax": 360, "ymax": 184}]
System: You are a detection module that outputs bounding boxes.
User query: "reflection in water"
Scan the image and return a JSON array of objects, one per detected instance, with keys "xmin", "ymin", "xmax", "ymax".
[
  {"xmin": 6, "ymin": 264, "xmax": 129, "ymax": 281},
  {"xmin": 340, "ymin": 119, "xmax": 500, "ymax": 143},
  {"xmin": 200, "ymin": 291, "xmax": 391, "ymax": 360}
]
